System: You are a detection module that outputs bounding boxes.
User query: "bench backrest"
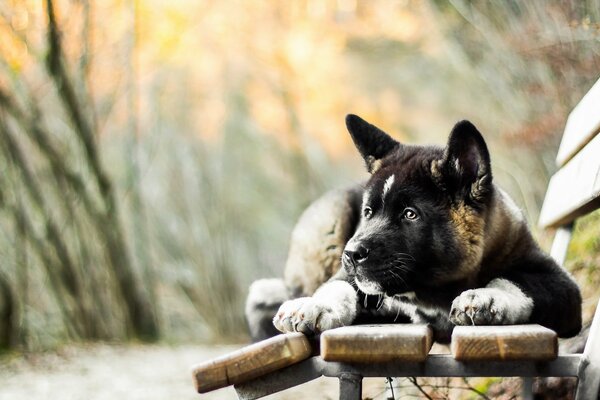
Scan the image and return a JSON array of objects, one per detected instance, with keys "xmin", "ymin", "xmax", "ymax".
[
  {"xmin": 539, "ymin": 78, "xmax": 600, "ymax": 231},
  {"xmin": 538, "ymin": 76, "xmax": 600, "ymax": 400}
]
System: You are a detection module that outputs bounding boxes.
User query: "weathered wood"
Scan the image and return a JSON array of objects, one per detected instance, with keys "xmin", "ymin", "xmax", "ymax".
[
  {"xmin": 320, "ymin": 324, "xmax": 432, "ymax": 363},
  {"xmin": 192, "ymin": 333, "xmax": 312, "ymax": 393},
  {"xmin": 556, "ymin": 77, "xmax": 600, "ymax": 166},
  {"xmin": 451, "ymin": 325, "xmax": 557, "ymax": 361},
  {"xmin": 538, "ymin": 132, "xmax": 600, "ymax": 228}
]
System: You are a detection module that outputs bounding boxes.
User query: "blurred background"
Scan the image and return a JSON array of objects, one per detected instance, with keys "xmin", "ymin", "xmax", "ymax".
[{"xmin": 0, "ymin": 0, "xmax": 599, "ymax": 398}]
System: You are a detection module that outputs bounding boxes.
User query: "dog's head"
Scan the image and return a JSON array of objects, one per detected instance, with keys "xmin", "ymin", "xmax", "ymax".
[{"xmin": 342, "ymin": 114, "xmax": 493, "ymax": 295}]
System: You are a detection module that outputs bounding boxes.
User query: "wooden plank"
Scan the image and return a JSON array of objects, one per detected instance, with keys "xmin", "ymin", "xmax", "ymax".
[
  {"xmin": 451, "ymin": 325, "xmax": 557, "ymax": 361},
  {"xmin": 191, "ymin": 333, "xmax": 312, "ymax": 393},
  {"xmin": 539, "ymin": 133, "xmax": 600, "ymax": 228},
  {"xmin": 320, "ymin": 324, "xmax": 432, "ymax": 363},
  {"xmin": 556, "ymin": 77, "xmax": 600, "ymax": 166}
]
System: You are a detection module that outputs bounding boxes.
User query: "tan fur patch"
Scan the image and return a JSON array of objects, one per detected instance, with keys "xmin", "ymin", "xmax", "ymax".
[
  {"xmin": 448, "ymin": 203, "xmax": 485, "ymax": 280},
  {"xmin": 284, "ymin": 188, "xmax": 356, "ymax": 295},
  {"xmin": 367, "ymin": 157, "xmax": 383, "ymax": 174},
  {"xmin": 480, "ymin": 190, "xmax": 526, "ymax": 273},
  {"xmin": 429, "ymin": 159, "xmax": 444, "ymax": 187}
]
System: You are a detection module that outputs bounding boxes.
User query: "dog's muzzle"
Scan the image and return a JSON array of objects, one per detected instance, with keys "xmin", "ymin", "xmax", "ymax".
[{"xmin": 342, "ymin": 242, "xmax": 369, "ymax": 272}]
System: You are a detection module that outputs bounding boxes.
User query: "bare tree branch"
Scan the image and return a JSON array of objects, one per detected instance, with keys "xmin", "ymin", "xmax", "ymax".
[
  {"xmin": 43, "ymin": 0, "xmax": 159, "ymax": 339},
  {"xmin": 0, "ymin": 171, "xmax": 80, "ymax": 339},
  {"xmin": 408, "ymin": 377, "xmax": 435, "ymax": 400}
]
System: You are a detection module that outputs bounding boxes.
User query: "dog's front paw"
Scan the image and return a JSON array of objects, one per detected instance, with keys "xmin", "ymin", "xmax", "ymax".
[
  {"xmin": 273, "ymin": 297, "xmax": 342, "ymax": 335},
  {"xmin": 449, "ymin": 288, "xmax": 509, "ymax": 325}
]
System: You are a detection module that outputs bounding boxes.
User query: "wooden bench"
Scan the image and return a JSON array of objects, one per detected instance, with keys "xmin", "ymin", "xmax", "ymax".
[{"xmin": 192, "ymin": 77, "xmax": 600, "ymax": 399}]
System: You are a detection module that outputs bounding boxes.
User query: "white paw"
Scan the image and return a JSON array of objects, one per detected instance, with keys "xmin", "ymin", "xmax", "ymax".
[
  {"xmin": 273, "ymin": 297, "xmax": 344, "ymax": 334},
  {"xmin": 449, "ymin": 288, "xmax": 510, "ymax": 325}
]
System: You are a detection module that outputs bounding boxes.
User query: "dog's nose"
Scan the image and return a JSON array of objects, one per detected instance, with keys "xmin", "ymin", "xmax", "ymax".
[{"xmin": 343, "ymin": 245, "xmax": 370, "ymax": 265}]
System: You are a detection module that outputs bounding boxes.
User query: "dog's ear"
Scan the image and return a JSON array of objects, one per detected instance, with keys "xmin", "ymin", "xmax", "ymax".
[
  {"xmin": 345, "ymin": 114, "xmax": 400, "ymax": 173},
  {"xmin": 432, "ymin": 120, "xmax": 492, "ymax": 202}
]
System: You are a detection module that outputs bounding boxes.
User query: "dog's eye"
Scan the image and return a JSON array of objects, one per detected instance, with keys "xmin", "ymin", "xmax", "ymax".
[
  {"xmin": 402, "ymin": 208, "xmax": 419, "ymax": 220},
  {"xmin": 363, "ymin": 207, "xmax": 373, "ymax": 219}
]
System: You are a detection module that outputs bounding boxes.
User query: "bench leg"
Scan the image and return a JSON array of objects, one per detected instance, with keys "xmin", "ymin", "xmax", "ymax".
[
  {"xmin": 521, "ymin": 377, "xmax": 533, "ymax": 400},
  {"xmin": 549, "ymin": 224, "xmax": 573, "ymax": 265},
  {"xmin": 575, "ymin": 299, "xmax": 600, "ymax": 400},
  {"xmin": 339, "ymin": 373, "xmax": 362, "ymax": 400}
]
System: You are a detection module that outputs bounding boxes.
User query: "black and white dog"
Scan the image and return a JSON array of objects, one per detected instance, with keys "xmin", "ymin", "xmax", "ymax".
[{"xmin": 246, "ymin": 115, "xmax": 582, "ymax": 342}]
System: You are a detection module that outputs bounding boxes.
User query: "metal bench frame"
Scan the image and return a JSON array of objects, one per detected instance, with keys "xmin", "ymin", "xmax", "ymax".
[{"xmin": 235, "ymin": 353, "xmax": 587, "ymax": 399}]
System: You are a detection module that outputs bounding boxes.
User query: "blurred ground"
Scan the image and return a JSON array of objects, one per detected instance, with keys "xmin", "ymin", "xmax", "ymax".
[{"xmin": 0, "ymin": 344, "xmax": 390, "ymax": 400}]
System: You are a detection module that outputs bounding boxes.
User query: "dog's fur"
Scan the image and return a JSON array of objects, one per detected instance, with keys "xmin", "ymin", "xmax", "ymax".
[{"xmin": 247, "ymin": 115, "xmax": 582, "ymax": 343}]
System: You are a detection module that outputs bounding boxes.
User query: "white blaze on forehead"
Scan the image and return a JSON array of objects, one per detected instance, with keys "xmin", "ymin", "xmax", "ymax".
[
  {"xmin": 362, "ymin": 188, "xmax": 371, "ymax": 208},
  {"xmin": 383, "ymin": 174, "xmax": 395, "ymax": 199}
]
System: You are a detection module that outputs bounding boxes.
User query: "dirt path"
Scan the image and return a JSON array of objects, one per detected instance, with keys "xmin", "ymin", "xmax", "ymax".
[{"xmin": 0, "ymin": 344, "xmax": 389, "ymax": 400}]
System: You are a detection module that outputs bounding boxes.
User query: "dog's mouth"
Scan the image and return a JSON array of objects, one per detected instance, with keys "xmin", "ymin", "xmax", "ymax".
[
  {"xmin": 343, "ymin": 246, "xmax": 416, "ymax": 295},
  {"xmin": 354, "ymin": 275, "xmax": 384, "ymax": 295},
  {"xmin": 355, "ymin": 263, "xmax": 414, "ymax": 296}
]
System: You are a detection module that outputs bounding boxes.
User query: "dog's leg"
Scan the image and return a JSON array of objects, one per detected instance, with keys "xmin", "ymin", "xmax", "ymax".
[
  {"xmin": 245, "ymin": 278, "xmax": 290, "ymax": 341},
  {"xmin": 284, "ymin": 186, "xmax": 362, "ymax": 296},
  {"xmin": 500, "ymin": 260, "xmax": 582, "ymax": 337},
  {"xmin": 273, "ymin": 280, "xmax": 358, "ymax": 335},
  {"xmin": 246, "ymin": 187, "xmax": 362, "ymax": 339},
  {"xmin": 450, "ymin": 278, "xmax": 533, "ymax": 325},
  {"xmin": 449, "ymin": 255, "xmax": 582, "ymax": 336}
]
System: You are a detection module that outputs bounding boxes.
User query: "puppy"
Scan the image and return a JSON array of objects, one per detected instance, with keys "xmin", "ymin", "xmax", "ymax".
[{"xmin": 247, "ymin": 115, "xmax": 581, "ymax": 342}]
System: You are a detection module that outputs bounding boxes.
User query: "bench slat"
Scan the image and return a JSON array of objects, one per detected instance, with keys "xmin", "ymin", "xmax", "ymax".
[
  {"xmin": 539, "ymin": 132, "xmax": 600, "ymax": 228},
  {"xmin": 192, "ymin": 333, "xmax": 312, "ymax": 393},
  {"xmin": 451, "ymin": 325, "xmax": 557, "ymax": 361},
  {"xmin": 320, "ymin": 324, "xmax": 432, "ymax": 362},
  {"xmin": 556, "ymin": 78, "xmax": 600, "ymax": 167}
]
